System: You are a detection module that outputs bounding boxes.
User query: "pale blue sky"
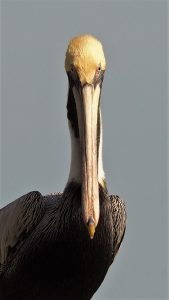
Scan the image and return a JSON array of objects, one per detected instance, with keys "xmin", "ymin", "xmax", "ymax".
[{"xmin": 1, "ymin": 0, "xmax": 168, "ymax": 299}]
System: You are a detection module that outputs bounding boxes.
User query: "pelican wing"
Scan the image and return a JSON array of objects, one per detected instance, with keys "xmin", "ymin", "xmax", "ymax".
[
  {"xmin": 0, "ymin": 191, "xmax": 45, "ymax": 265},
  {"xmin": 110, "ymin": 195, "xmax": 127, "ymax": 262}
]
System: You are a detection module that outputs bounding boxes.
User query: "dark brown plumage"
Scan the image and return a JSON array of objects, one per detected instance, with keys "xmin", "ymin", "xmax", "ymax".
[{"xmin": 0, "ymin": 183, "xmax": 126, "ymax": 300}]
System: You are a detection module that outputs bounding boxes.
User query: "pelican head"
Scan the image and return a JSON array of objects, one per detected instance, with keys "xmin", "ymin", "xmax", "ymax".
[{"xmin": 65, "ymin": 34, "xmax": 106, "ymax": 238}]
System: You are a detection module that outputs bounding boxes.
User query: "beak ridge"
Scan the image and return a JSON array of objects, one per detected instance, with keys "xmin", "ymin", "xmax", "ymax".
[{"xmin": 72, "ymin": 84, "xmax": 101, "ymax": 238}]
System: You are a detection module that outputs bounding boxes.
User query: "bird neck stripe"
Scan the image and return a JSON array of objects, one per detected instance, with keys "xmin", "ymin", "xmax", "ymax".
[{"xmin": 67, "ymin": 82, "xmax": 79, "ymax": 139}]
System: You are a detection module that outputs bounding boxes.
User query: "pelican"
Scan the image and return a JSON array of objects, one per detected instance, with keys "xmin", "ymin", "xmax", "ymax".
[{"xmin": 0, "ymin": 34, "xmax": 126, "ymax": 300}]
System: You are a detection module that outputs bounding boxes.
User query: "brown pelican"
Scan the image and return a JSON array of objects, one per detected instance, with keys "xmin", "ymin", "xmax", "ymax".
[{"xmin": 0, "ymin": 34, "xmax": 126, "ymax": 300}]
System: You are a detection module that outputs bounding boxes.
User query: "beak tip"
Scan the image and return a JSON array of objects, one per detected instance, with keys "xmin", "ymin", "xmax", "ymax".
[{"xmin": 87, "ymin": 217, "xmax": 96, "ymax": 239}]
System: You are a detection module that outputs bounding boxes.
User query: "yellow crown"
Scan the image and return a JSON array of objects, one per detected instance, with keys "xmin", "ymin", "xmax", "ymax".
[{"xmin": 65, "ymin": 34, "xmax": 106, "ymax": 85}]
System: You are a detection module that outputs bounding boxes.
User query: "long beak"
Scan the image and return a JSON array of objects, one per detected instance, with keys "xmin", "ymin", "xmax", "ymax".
[{"xmin": 73, "ymin": 84, "xmax": 101, "ymax": 239}]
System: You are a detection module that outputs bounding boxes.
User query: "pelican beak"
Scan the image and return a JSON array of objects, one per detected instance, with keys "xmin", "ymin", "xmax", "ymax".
[{"xmin": 72, "ymin": 83, "xmax": 101, "ymax": 238}]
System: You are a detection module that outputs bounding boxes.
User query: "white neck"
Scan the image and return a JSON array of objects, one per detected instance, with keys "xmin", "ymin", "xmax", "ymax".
[{"xmin": 67, "ymin": 109, "xmax": 105, "ymax": 186}]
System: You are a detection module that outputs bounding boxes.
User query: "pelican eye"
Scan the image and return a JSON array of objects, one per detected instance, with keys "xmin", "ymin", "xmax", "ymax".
[
  {"xmin": 68, "ymin": 64, "xmax": 80, "ymax": 88},
  {"xmin": 94, "ymin": 64, "xmax": 102, "ymax": 81},
  {"xmin": 70, "ymin": 64, "xmax": 76, "ymax": 73},
  {"xmin": 96, "ymin": 64, "xmax": 102, "ymax": 77},
  {"xmin": 93, "ymin": 64, "xmax": 104, "ymax": 88}
]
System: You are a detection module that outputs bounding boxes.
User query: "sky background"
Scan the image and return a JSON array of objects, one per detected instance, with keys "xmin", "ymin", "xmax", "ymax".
[{"xmin": 1, "ymin": 0, "xmax": 168, "ymax": 299}]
